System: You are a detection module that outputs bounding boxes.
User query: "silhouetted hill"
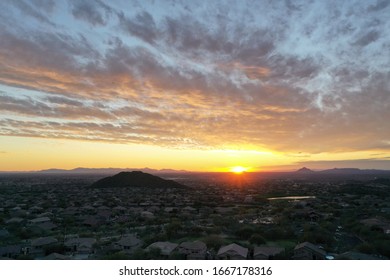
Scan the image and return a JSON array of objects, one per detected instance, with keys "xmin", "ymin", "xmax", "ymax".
[
  {"xmin": 90, "ymin": 171, "xmax": 187, "ymax": 189},
  {"xmin": 296, "ymin": 167, "xmax": 314, "ymax": 173}
]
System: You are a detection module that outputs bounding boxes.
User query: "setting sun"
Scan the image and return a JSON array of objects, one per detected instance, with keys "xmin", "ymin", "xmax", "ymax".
[{"xmin": 231, "ymin": 166, "xmax": 248, "ymax": 174}]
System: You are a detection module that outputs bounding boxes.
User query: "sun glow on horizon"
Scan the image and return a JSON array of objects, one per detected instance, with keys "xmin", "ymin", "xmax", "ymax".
[{"xmin": 230, "ymin": 166, "xmax": 248, "ymax": 174}]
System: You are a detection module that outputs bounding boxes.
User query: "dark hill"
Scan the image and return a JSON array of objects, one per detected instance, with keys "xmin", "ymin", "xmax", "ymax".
[
  {"xmin": 90, "ymin": 171, "xmax": 187, "ymax": 189},
  {"xmin": 296, "ymin": 167, "xmax": 314, "ymax": 173}
]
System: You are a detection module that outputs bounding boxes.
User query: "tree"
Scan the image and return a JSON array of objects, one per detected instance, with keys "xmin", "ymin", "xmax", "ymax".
[
  {"xmin": 165, "ymin": 219, "xmax": 182, "ymax": 239},
  {"xmin": 356, "ymin": 243, "xmax": 375, "ymax": 254},
  {"xmin": 45, "ymin": 244, "xmax": 66, "ymax": 256},
  {"xmin": 374, "ymin": 240, "xmax": 390, "ymax": 258},
  {"xmin": 235, "ymin": 226, "xmax": 254, "ymax": 240},
  {"xmin": 202, "ymin": 235, "xmax": 225, "ymax": 251},
  {"xmin": 249, "ymin": 233, "xmax": 266, "ymax": 245}
]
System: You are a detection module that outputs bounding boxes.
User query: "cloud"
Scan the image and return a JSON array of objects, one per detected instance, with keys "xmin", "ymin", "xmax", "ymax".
[
  {"xmin": 31, "ymin": 0, "xmax": 56, "ymax": 13},
  {"xmin": 7, "ymin": 0, "xmax": 55, "ymax": 25},
  {"xmin": 0, "ymin": 29, "xmax": 99, "ymax": 72},
  {"xmin": 353, "ymin": 30, "xmax": 380, "ymax": 47},
  {"xmin": 69, "ymin": 0, "xmax": 113, "ymax": 26},
  {"xmin": 119, "ymin": 11, "xmax": 157, "ymax": 44},
  {"xmin": 0, "ymin": 118, "xmax": 199, "ymax": 147},
  {"xmin": 0, "ymin": 0, "xmax": 389, "ymax": 155},
  {"xmin": 367, "ymin": 0, "xmax": 390, "ymax": 12},
  {"xmin": 45, "ymin": 96, "xmax": 84, "ymax": 107},
  {"xmin": 0, "ymin": 94, "xmax": 115, "ymax": 120}
]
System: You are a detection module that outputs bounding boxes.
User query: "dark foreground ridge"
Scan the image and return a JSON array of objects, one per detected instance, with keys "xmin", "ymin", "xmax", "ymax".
[{"xmin": 90, "ymin": 171, "xmax": 187, "ymax": 189}]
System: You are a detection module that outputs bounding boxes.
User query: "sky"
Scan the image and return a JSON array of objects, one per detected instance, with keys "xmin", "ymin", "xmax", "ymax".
[{"xmin": 0, "ymin": 0, "xmax": 389, "ymax": 172}]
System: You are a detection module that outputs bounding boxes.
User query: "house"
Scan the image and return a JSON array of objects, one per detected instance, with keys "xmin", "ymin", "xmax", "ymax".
[
  {"xmin": 63, "ymin": 207, "xmax": 79, "ymax": 217},
  {"xmin": 253, "ymin": 246, "xmax": 285, "ymax": 260},
  {"xmin": 117, "ymin": 235, "xmax": 142, "ymax": 253},
  {"xmin": 215, "ymin": 207, "xmax": 234, "ymax": 214},
  {"xmin": 147, "ymin": 206, "xmax": 160, "ymax": 213},
  {"xmin": 113, "ymin": 206, "xmax": 127, "ymax": 214},
  {"xmin": 5, "ymin": 217, "xmax": 24, "ymax": 224},
  {"xmin": 29, "ymin": 206, "xmax": 43, "ymax": 213},
  {"xmin": 36, "ymin": 212, "xmax": 53, "ymax": 218},
  {"xmin": 30, "ymin": 237, "xmax": 58, "ymax": 256},
  {"xmin": 183, "ymin": 206, "xmax": 197, "ymax": 214},
  {"xmin": 164, "ymin": 207, "xmax": 176, "ymax": 213},
  {"xmin": 35, "ymin": 221, "xmax": 58, "ymax": 232},
  {"xmin": 0, "ymin": 229, "xmax": 10, "ymax": 238},
  {"xmin": 82, "ymin": 205, "xmax": 96, "ymax": 214},
  {"xmin": 293, "ymin": 242, "xmax": 326, "ymax": 260},
  {"xmin": 0, "ymin": 245, "xmax": 22, "ymax": 259},
  {"xmin": 360, "ymin": 217, "xmax": 390, "ymax": 234},
  {"xmin": 141, "ymin": 211, "xmax": 154, "ymax": 219},
  {"xmin": 9, "ymin": 206, "xmax": 27, "ymax": 217},
  {"xmin": 217, "ymin": 243, "xmax": 248, "ymax": 260},
  {"xmin": 64, "ymin": 238, "xmax": 96, "ymax": 255},
  {"xmin": 97, "ymin": 209, "xmax": 112, "ymax": 220},
  {"xmin": 178, "ymin": 241, "xmax": 207, "ymax": 260},
  {"xmin": 337, "ymin": 251, "xmax": 388, "ymax": 260},
  {"xmin": 29, "ymin": 216, "xmax": 51, "ymax": 225},
  {"xmin": 82, "ymin": 216, "xmax": 102, "ymax": 227},
  {"xmin": 115, "ymin": 215, "xmax": 130, "ymax": 223},
  {"xmin": 31, "ymin": 237, "xmax": 58, "ymax": 248},
  {"xmin": 43, "ymin": 253, "xmax": 71, "ymax": 260},
  {"xmin": 147, "ymin": 242, "xmax": 178, "ymax": 256}
]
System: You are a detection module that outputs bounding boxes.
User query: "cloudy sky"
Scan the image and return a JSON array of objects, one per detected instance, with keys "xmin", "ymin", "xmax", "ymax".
[{"xmin": 0, "ymin": 0, "xmax": 389, "ymax": 171}]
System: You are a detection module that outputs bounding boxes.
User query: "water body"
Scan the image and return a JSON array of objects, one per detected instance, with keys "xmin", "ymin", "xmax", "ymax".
[{"xmin": 267, "ymin": 196, "xmax": 316, "ymax": 200}]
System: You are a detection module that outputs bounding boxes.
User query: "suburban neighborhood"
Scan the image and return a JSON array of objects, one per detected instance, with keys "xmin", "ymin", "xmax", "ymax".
[{"xmin": 1, "ymin": 171, "xmax": 390, "ymax": 260}]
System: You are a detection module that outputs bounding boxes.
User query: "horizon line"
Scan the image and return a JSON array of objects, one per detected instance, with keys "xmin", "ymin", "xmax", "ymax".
[{"xmin": 1, "ymin": 166, "xmax": 390, "ymax": 174}]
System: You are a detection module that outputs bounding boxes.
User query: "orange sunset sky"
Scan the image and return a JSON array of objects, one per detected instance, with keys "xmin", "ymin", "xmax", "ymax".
[{"xmin": 0, "ymin": 0, "xmax": 389, "ymax": 172}]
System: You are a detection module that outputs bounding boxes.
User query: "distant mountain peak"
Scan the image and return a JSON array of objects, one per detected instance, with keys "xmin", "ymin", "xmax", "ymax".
[
  {"xmin": 296, "ymin": 167, "xmax": 314, "ymax": 173},
  {"xmin": 90, "ymin": 171, "xmax": 187, "ymax": 189}
]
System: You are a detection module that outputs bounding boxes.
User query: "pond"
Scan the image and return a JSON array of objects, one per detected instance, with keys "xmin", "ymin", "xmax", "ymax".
[{"xmin": 267, "ymin": 196, "xmax": 316, "ymax": 200}]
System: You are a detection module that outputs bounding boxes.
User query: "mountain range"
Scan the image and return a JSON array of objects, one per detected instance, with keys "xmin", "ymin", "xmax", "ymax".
[
  {"xmin": 295, "ymin": 167, "xmax": 390, "ymax": 175},
  {"xmin": 1, "ymin": 167, "xmax": 389, "ymax": 175},
  {"xmin": 35, "ymin": 167, "xmax": 188, "ymax": 174}
]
